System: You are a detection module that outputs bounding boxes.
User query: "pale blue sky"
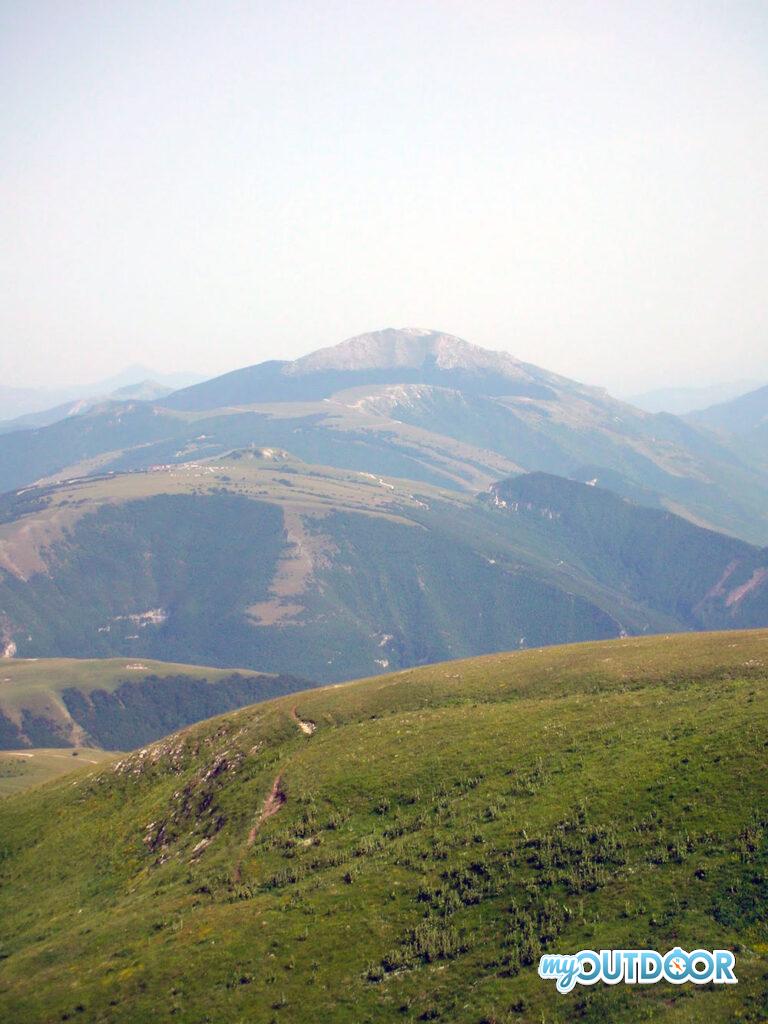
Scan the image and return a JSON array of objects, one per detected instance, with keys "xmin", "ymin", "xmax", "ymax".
[{"xmin": 1, "ymin": 0, "xmax": 767, "ymax": 393}]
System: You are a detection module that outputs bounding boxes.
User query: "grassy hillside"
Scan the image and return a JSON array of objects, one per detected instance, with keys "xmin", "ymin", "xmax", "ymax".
[
  {"xmin": 0, "ymin": 631, "xmax": 767, "ymax": 1023},
  {"xmin": 0, "ymin": 657, "xmax": 308, "ymax": 750},
  {"xmin": 0, "ymin": 747, "xmax": 115, "ymax": 797}
]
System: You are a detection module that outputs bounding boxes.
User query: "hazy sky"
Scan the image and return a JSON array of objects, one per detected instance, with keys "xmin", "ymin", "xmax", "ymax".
[{"xmin": 2, "ymin": 1, "xmax": 767, "ymax": 394}]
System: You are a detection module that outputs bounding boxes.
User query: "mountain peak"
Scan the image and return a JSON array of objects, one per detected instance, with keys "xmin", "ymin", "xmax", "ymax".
[{"xmin": 284, "ymin": 328, "xmax": 529, "ymax": 380}]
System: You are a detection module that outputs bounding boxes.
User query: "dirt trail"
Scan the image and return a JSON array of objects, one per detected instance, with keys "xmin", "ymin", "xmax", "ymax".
[
  {"xmin": 233, "ymin": 774, "xmax": 286, "ymax": 883},
  {"xmin": 4, "ymin": 751, "xmax": 99, "ymax": 764},
  {"xmin": 290, "ymin": 705, "xmax": 316, "ymax": 735},
  {"xmin": 246, "ymin": 775, "xmax": 286, "ymax": 846}
]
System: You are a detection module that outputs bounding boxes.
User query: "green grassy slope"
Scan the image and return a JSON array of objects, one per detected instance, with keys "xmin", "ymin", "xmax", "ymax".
[
  {"xmin": 0, "ymin": 631, "xmax": 767, "ymax": 1023},
  {"xmin": 0, "ymin": 747, "xmax": 116, "ymax": 797},
  {"xmin": 0, "ymin": 657, "xmax": 308, "ymax": 751}
]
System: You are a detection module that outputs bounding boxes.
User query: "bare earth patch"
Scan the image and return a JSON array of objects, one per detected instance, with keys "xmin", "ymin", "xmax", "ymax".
[
  {"xmin": 290, "ymin": 705, "xmax": 316, "ymax": 735},
  {"xmin": 726, "ymin": 567, "xmax": 768, "ymax": 608},
  {"xmin": 247, "ymin": 510, "xmax": 337, "ymax": 626}
]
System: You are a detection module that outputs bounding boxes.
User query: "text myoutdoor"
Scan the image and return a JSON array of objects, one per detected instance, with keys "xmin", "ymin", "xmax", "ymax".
[{"xmin": 538, "ymin": 947, "xmax": 737, "ymax": 993}]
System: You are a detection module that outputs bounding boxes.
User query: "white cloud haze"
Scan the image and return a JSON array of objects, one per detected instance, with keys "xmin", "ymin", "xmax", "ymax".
[{"xmin": 1, "ymin": 0, "xmax": 767, "ymax": 394}]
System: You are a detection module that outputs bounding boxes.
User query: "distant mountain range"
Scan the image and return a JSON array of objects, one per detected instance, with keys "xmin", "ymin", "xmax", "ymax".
[
  {"xmin": 0, "ymin": 379, "xmax": 174, "ymax": 434},
  {"xmin": 686, "ymin": 382, "xmax": 768, "ymax": 473},
  {"xmin": 1, "ymin": 328, "xmax": 767, "ymax": 544},
  {"xmin": 0, "ymin": 365, "xmax": 204, "ymax": 424}
]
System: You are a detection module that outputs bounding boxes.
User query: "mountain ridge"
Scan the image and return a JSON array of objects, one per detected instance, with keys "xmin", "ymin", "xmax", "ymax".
[
  {"xmin": 691, "ymin": 381, "xmax": 768, "ymax": 436},
  {"xmin": 163, "ymin": 327, "xmax": 599, "ymax": 409},
  {"xmin": 0, "ymin": 380, "xmax": 173, "ymax": 435},
  {"xmin": 1, "ymin": 328, "xmax": 767, "ymax": 545},
  {"xmin": 627, "ymin": 379, "xmax": 765, "ymax": 415},
  {"xmin": 0, "ymin": 454, "xmax": 765, "ymax": 682}
]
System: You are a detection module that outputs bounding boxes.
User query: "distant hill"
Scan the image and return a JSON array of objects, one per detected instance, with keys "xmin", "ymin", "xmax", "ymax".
[
  {"xmin": 0, "ymin": 366, "xmax": 203, "ymax": 424},
  {"xmin": 691, "ymin": 382, "xmax": 768, "ymax": 436},
  {"xmin": 0, "ymin": 454, "xmax": 765, "ymax": 682},
  {"xmin": 485, "ymin": 472, "xmax": 768, "ymax": 631},
  {"xmin": 1, "ymin": 329, "xmax": 767, "ymax": 544},
  {"xmin": 94, "ymin": 364, "xmax": 206, "ymax": 394},
  {"xmin": 0, "ymin": 630, "xmax": 766, "ymax": 1022},
  {"xmin": 0, "ymin": 380, "xmax": 173, "ymax": 434},
  {"xmin": 627, "ymin": 379, "xmax": 765, "ymax": 415},
  {"xmin": 0, "ymin": 656, "xmax": 309, "ymax": 750},
  {"xmin": 0, "ymin": 746, "xmax": 115, "ymax": 797}
]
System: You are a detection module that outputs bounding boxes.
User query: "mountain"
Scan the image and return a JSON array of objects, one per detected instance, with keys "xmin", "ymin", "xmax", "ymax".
[
  {"xmin": 109, "ymin": 380, "xmax": 175, "ymax": 401},
  {"xmin": 0, "ymin": 380, "xmax": 174, "ymax": 434},
  {"xmin": 626, "ymin": 379, "xmax": 765, "ymax": 415},
  {"xmin": 162, "ymin": 328, "xmax": 569, "ymax": 408},
  {"xmin": 94, "ymin": 364, "xmax": 205, "ymax": 393},
  {"xmin": 1, "ymin": 329, "xmax": 767, "ymax": 544},
  {"xmin": 1, "ymin": 630, "xmax": 766, "ymax": 1023},
  {"xmin": 689, "ymin": 384, "xmax": 768, "ymax": 474},
  {"xmin": 0, "ymin": 385, "xmax": 57, "ymax": 423},
  {"xmin": 690, "ymin": 382, "xmax": 768, "ymax": 436},
  {"xmin": 0, "ymin": 656, "xmax": 309, "ymax": 751},
  {"xmin": 0, "ymin": 453, "xmax": 765, "ymax": 683},
  {"xmin": 0, "ymin": 367, "xmax": 203, "ymax": 424},
  {"xmin": 0, "ymin": 375, "xmax": 521, "ymax": 498}
]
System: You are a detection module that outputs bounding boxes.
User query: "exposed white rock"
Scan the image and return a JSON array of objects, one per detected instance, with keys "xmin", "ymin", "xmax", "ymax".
[{"xmin": 282, "ymin": 328, "xmax": 532, "ymax": 380}]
